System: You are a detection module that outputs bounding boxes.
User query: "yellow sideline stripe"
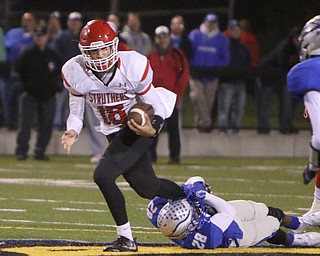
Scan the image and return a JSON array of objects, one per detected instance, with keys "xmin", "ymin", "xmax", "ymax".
[
  {"xmin": 2, "ymin": 246, "xmax": 320, "ymax": 256},
  {"xmin": 0, "ymin": 225, "xmax": 160, "ymax": 235}
]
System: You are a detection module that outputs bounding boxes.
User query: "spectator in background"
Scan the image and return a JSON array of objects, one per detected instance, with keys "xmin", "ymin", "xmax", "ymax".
[
  {"xmin": 107, "ymin": 12, "xmax": 122, "ymax": 30},
  {"xmin": 239, "ymin": 19, "xmax": 260, "ymax": 69},
  {"xmin": 121, "ymin": 12, "xmax": 152, "ymax": 56},
  {"xmin": 188, "ymin": 13, "xmax": 229, "ymax": 133},
  {"xmin": 15, "ymin": 25, "xmax": 62, "ymax": 160},
  {"xmin": 256, "ymin": 27, "xmax": 300, "ymax": 134},
  {"xmin": 51, "ymin": 11, "xmax": 83, "ymax": 131},
  {"xmin": 2, "ymin": 12, "xmax": 35, "ymax": 130},
  {"xmin": 170, "ymin": 15, "xmax": 192, "ymax": 60},
  {"xmin": 47, "ymin": 11, "xmax": 62, "ymax": 48},
  {"xmin": 106, "ymin": 13, "xmax": 131, "ymax": 51},
  {"xmin": 217, "ymin": 20, "xmax": 251, "ymax": 135},
  {"xmin": 147, "ymin": 26, "xmax": 189, "ymax": 164}
]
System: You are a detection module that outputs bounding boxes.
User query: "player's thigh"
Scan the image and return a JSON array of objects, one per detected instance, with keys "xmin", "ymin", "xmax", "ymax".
[
  {"xmin": 123, "ymin": 152, "xmax": 160, "ymax": 198},
  {"xmin": 232, "ymin": 216, "xmax": 280, "ymax": 247},
  {"xmin": 228, "ymin": 200, "xmax": 268, "ymax": 221}
]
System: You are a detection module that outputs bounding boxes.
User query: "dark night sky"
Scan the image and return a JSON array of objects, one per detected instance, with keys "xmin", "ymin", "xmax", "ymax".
[{"xmin": 5, "ymin": 0, "xmax": 320, "ymax": 55}]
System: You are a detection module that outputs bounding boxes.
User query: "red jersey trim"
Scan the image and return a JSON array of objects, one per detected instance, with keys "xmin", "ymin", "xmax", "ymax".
[
  {"xmin": 140, "ymin": 60, "xmax": 150, "ymax": 82},
  {"xmin": 137, "ymin": 83, "xmax": 152, "ymax": 96},
  {"xmin": 117, "ymin": 58, "xmax": 121, "ymax": 69},
  {"xmin": 61, "ymin": 71, "xmax": 84, "ymax": 97}
]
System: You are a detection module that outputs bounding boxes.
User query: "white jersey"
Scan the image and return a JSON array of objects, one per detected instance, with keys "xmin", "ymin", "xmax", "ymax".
[{"xmin": 62, "ymin": 51, "xmax": 176, "ymax": 136}]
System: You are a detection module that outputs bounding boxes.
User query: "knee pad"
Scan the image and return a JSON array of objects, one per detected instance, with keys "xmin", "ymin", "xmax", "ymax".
[{"xmin": 267, "ymin": 206, "xmax": 284, "ymax": 223}]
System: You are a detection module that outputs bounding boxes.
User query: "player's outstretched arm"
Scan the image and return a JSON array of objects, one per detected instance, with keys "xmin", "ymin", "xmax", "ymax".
[{"xmin": 61, "ymin": 129, "xmax": 78, "ymax": 154}]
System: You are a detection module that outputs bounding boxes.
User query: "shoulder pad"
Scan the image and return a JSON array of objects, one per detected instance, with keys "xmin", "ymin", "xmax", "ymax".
[{"xmin": 118, "ymin": 51, "xmax": 150, "ymax": 82}]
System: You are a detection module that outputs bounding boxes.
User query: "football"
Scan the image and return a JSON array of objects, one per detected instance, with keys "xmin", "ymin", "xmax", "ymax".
[{"xmin": 127, "ymin": 102, "xmax": 155, "ymax": 126}]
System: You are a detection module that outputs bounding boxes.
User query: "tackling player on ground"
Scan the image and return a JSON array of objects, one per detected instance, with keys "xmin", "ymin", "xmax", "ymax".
[
  {"xmin": 148, "ymin": 176, "xmax": 320, "ymax": 249},
  {"xmin": 287, "ymin": 15, "xmax": 320, "ymax": 225},
  {"xmin": 60, "ymin": 20, "xmax": 186, "ymax": 252}
]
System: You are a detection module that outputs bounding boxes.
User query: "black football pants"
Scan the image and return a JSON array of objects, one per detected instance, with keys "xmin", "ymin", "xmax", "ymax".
[{"xmin": 93, "ymin": 127, "xmax": 184, "ymax": 226}]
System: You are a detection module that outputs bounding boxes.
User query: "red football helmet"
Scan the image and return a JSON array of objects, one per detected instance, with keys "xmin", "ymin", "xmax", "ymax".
[{"xmin": 79, "ymin": 20, "xmax": 119, "ymax": 72}]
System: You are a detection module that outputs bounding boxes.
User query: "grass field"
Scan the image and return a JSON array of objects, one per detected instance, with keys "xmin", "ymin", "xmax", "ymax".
[{"xmin": 0, "ymin": 155, "xmax": 317, "ymax": 246}]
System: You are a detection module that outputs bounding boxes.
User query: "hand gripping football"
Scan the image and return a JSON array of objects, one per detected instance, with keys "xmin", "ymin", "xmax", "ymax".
[{"xmin": 127, "ymin": 102, "xmax": 155, "ymax": 126}]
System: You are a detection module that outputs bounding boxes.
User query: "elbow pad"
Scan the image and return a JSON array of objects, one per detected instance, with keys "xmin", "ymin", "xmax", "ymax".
[{"xmin": 151, "ymin": 115, "xmax": 164, "ymax": 137}]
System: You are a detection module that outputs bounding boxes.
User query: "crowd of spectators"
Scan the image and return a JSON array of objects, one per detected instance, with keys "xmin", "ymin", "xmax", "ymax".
[{"xmin": 0, "ymin": 10, "xmax": 302, "ymax": 161}]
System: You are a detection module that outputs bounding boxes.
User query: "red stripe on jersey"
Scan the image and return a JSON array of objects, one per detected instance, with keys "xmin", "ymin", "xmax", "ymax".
[
  {"xmin": 140, "ymin": 60, "xmax": 150, "ymax": 82},
  {"xmin": 138, "ymin": 83, "xmax": 152, "ymax": 96},
  {"xmin": 70, "ymin": 92, "xmax": 84, "ymax": 97},
  {"xmin": 61, "ymin": 71, "xmax": 83, "ymax": 97},
  {"xmin": 117, "ymin": 58, "xmax": 121, "ymax": 68},
  {"xmin": 61, "ymin": 71, "xmax": 71, "ymax": 87}
]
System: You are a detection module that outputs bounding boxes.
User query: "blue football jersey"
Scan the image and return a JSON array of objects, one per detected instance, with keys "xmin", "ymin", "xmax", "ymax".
[
  {"xmin": 287, "ymin": 56, "xmax": 320, "ymax": 102},
  {"xmin": 147, "ymin": 197, "xmax": 243, "ymax": 249}
]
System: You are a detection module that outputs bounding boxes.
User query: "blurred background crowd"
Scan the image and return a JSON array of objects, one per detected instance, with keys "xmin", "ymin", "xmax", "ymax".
[{"xmin": 0, "ymin": 0, "xmax": 320, "ymax": 162}]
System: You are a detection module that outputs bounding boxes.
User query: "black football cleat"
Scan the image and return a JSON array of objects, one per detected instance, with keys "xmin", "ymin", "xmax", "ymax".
[
  {"xmin": 303, "ymin": 165, "xmax": 317, "ymax": 185},
  {"xmin": 103, "ymin": 236, "xmax": 138, "ymax": 252}
]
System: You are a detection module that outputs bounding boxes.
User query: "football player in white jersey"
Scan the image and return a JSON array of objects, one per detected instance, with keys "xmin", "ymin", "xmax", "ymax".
[{"xmin": 60, "ymin": 20, "xmax": 186, "ymax": 252}]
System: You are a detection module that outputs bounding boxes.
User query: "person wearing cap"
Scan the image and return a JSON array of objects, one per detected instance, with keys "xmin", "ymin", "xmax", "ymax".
[
  {"xmin": 188, "ymin": 13, "xmax": 229, "ymax": 133},
  {"xmin": 255, "ymin": 26, "xmax": 300, "ymax": 135},
  {"xmin": 217, "ymin": 19, "xmax": 251, "ymax": 135},
  {"xmin": 51, "ymin": 12, "xmax": 83, "ymax": 130},
  {"xmin": 2, "ymin": 12, "xmax": 36, "ymax": 131},
  {"xmin": 120, "ymin": 12, "xmax": 152, "ymax": 56},
  {"xmin": 147, "ymin": 25, "xmax": 189, "ymax": 164},
  {"xmin": 14, "ymin": 24, "xmax": 63, "ymax": 160}
]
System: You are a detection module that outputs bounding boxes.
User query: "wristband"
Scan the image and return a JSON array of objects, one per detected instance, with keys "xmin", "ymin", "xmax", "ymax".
[{"xmin": 151, "ymin": 115, "xmax": 164, "ymax": 137}]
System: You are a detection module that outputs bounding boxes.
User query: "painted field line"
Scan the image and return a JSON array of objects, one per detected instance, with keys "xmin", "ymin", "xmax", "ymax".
[
  {"xmin": 53, "ymin": 207, "xmax": 107, "ymax": 213},
  {"xmin": 0, "ymin": 225, "xmax": 160, "ymax": 235},
  {"xmin": 0, "ymin": 209, "xmax": 26, "ymax": 212},
  {"xmin": 0, "ymin": 176, "xmax": 301, "ymax": 189},
  {"xmin": 158, "ymin": 165, "xmax": 302, "ymax": 172},
  {"xmin": 0, "ymin": 178, "xmax": 132, "ymax": 190},
  {"xmin": 0, "ymin": 219, "xmax": 156, "ymax": 230}
]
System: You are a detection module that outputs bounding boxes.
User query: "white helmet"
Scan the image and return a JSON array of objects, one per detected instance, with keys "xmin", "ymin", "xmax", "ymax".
[
  {"xmin": 157, "ymin": 199, "xmax": 198, "ymax": 239},
  {"xmin": 299, "ymin": 15, "xmax": 320, "ymax": 61}
]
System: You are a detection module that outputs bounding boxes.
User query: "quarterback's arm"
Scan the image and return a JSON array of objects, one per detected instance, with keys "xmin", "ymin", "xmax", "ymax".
[
  {"xmin": 203, "ymin": 192, "xmax": 236, "ymax": 232},
  {"xmin": 131, "ymin": 53, "xmax": 176, "ymax": 136},
  {"xmin": 61, "ymin": 93, "xmax": 85, "ymax": 154}
]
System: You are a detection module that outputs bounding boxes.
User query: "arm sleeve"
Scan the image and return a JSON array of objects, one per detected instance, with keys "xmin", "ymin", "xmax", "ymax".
[
  {"xmin": 66, "ymin": 92, "xmax": 85, "ymax": 136},
  {"xmin": 139, "ymin": 84, "xmax": 176, "ymax": 119},
  {"xmin": 203, "ymin": 192, "xmax": 236, "ymax": 232},
  {"xmin": 132, "ymin": 54, "xmax": 176, "ymax": 119}
]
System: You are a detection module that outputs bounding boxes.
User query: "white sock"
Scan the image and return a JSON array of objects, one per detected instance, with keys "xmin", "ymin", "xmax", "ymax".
[
  {"xmin": 305, "ymin": 187, "xmax": 320, "ymax": 215},
  {"xmin": 117, "ymin": 222, "xmax": 133, "ymax": 241},
  {"xmin": 314, "ymin": 186, "xmax": 320, "ymax": 200}
]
